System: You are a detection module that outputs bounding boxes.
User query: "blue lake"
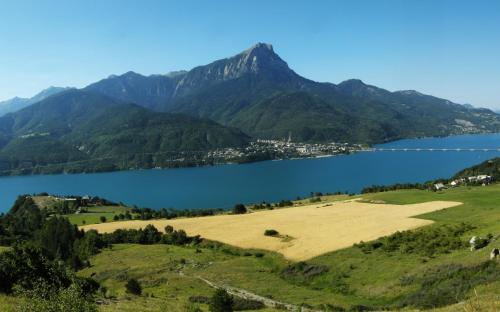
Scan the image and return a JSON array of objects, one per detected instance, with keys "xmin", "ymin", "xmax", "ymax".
[{"xmin": 0, "ymin": 133, "xmax": 499, "ymax": 212}]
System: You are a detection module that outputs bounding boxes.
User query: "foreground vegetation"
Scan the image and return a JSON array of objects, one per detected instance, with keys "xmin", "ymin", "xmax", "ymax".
[
  {"xmin": 86, "ymin": 184, "xmax": 498, "ymax": 311},
  {"xmin": 1, "ymin": 181, "xmax": 500, "ymax": 310}
]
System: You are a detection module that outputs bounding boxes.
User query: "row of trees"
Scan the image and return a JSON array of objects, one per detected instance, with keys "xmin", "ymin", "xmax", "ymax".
[
  {"xmin": 102, "ymin": 224, "xmax": 201, "ymax": 246},
  {"xmin": 361, "ymin": 182, "xmax": 432, "ymax": 194}
]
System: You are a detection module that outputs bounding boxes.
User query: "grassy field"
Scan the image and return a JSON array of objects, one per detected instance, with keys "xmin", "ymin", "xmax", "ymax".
[
  {"xmin": 67, "ymin": 205, "xmax": 131, "ymax": 226},
  {"xmin": 75, "ymin": 184, "xmax": 500, "ymax": 311},
  {"xmin": 81, "ymin": 200, "xmax": 460, "ymax": 261}
]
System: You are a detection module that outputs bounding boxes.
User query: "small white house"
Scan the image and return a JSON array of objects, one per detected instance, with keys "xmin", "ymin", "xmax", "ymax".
[{"xmin": 434, "ymin": 183, "xmax": 445, "ymax": 191}]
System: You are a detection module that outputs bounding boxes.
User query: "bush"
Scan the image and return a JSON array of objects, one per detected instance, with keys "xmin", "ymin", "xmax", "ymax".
[
  {"xmin": 281, "ymin": 262, "xmax": 329, "ymax": 282},
  {"xmin": 264, "ymin": 229, "xmax": 279, "ymax": 236},
  {"xmin": 232, "ymin": 204, "xmax": 247, "ymax": 214},
  {"xmin": 99, "ymin": 216, "xmax": 107, "ymax": 223},
  {"xmin": 232, "ymin": 297, "xmax": 265, "ymax": 310},
  {"xmin": 210, "ymin": 289, "xmax": 233, "ymax": 312},
  {"xmin": 125, "ymin": 278, "xmax": 142, "ymax": 295},
  {"xmin": 165, "ymin": 225, "xmax": 174, "ymax": 233},
  {"xmin": 17, "ymin": 282, "xmax": 97, "ymax": 312}
]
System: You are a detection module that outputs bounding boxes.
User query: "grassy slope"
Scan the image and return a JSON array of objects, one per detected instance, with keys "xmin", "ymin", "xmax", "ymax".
[
  {"xmin": 79, "ymin": 244, "xmax": 284, "ymax": 312},
  {"xmin": 77, "ymin": 185, "xmax": 500, "ymax": 311}
]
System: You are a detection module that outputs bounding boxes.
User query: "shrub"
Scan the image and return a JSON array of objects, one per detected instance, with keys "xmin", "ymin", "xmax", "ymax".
[
  {"xmin": 281, "ymin": 262, "xmax": 329, "ymax": 282},
  {"xmin": 309, "ymin": 197, "xmax": 321, "ymax": 203},
  {"xmin": 17, "ymin": 282, "xmax": 97, "ymax": 312},
  {"xmin": 209, "ymin": 289, "xmax": 233, "ymax": 312},
  {"xmin": 232, "ymin": 204, "xmax": 247, "ymax": 214},
  {"xmin": 264, "ymin": 229, "xmax": 279, "ymax": 236},
  {"xmin": 125, "ymin": 278, "xmax": 142, "ymax": 295},
  {"xmin": 232, "ymin": 297, "xmax": 265, "ymax": 310},
  {"xmin": 164, "ymin": 225, "xmax": 174, "ymax": 233},
  {"xmin": 99, "ymin": 216, "xmax": 107, "ymax": 223}
]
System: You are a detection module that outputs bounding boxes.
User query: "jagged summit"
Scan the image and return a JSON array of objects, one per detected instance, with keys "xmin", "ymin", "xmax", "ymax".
[{"xmin": 242, "ymin": 42, "xmax": 274, "ymax": 54}]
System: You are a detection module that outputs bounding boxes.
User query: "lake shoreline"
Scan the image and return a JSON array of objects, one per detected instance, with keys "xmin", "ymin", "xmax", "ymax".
[
  {"xmin": 0, "ymin": 133, "xmax": 499, "ymax": 213},
  {"xmin": 1, "ymin": 132, "xmax": 497, "ymax": 178}
]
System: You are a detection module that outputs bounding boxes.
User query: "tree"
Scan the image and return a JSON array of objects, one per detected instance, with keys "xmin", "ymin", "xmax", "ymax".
[
  {"xmin": 142, "ymin": 224, "xmax": 161, "ymax": 244},
  {"xmin": 0, "ymin": 244, "xmax": 73, "ymax": 293},
  {"xmin": 209, "ymin": 289, "xmax": 233, "ymax": 312},
  {"xmin": 164, "ymin": 225, "xmax": 174, "ymax": 233},
  {"xmin": 125, "ymin": 212, "xmax": 132, "ymax": 220},
  {"xmin": 113, "ymin": 215, "xmax": 119, "ymax": 221},
  {"xmin": 74, "ymin": 230, "xmax": 107, "ymax": 261},
  {"xmin": 3, "ymin": 196, "xmax": 44, "ymax": 239},
  {"xmin": 232, "ymin": 204, "xmax": 246, "ymax": 215},
  {"xmin": 99, "ymin": 216, "xmax": 107, "ymax": 223},
  {"xmin": 37, "ymin": 216, "xmax": 78, "ymax": 261},
  {"xmin": 125, "ymin": 278, "xmax": 142, "ymax": 295}
]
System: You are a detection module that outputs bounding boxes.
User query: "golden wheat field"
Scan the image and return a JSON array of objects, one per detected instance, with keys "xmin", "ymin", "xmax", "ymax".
[{"xmin": 81, "ymin": 200, "xmax": 462, "ymax": 261}]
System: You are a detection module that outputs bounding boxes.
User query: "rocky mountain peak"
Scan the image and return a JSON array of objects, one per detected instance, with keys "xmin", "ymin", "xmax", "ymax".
[{"xmin": 243, "ymin": 42, "xmax": 274, "ymax": 54}]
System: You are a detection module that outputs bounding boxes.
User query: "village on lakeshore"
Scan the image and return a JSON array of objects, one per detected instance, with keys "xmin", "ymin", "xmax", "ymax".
[
  {"xmin": 208, "ymin": 137, "xmax": 365, "ymax": 163},
  {"xmin": 434, "ymin": 174, "xmax": 493, "ymax": 191}
]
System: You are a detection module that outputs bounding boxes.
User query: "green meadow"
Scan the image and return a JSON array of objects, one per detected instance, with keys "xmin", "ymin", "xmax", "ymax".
[{"xmin": 67, "ymin": 205, "xmax": 131, "ymax": 226}]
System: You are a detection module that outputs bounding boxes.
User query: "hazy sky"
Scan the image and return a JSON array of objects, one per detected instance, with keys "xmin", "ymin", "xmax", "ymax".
[{"xmin": 1, "ymin": 0, "xmax": 499, "ymax": 109}]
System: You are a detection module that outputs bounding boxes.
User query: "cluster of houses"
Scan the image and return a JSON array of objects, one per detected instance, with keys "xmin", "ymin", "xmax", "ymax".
[
  {"xmin": 434, "ymin": 174, "xmax": 493, "ymax": 191},
  {"xmin": 208, "ymin": 139, "xmax": 363, "ymax": 162}
]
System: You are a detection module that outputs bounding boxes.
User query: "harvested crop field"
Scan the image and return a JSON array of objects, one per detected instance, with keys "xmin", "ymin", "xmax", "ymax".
[{"xmin": 81, "ymin": 200, "xmax": 462, "ymax": 261}]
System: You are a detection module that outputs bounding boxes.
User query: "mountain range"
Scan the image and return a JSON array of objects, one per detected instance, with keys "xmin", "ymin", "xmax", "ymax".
[
  {"xmin": 0, "ymin": 86, "xmax": 71, "ymax": 117},
  {"xmin": 84, "ymin": 43, "xmax": 500, "ymax": 142},
  {"xmin": 0, "ymin": 43, "xmax": 499, "ymax": 175}
]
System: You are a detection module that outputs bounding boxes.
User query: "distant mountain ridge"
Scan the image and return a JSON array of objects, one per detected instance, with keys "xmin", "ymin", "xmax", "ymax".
[
  {"xmin": 82, "ymin": 43, "xmax": 500, "ymax": 143},
  {"xmin": 0, "ymin": 87, "xmax": 71, "ymax": 116},
  {"xmin": 0, "ymin": 89, "xmax": 249, "ymax": 175},
  {"xmin": 1, "ymin": 42, "xmax": 499, "ymax": 176}
]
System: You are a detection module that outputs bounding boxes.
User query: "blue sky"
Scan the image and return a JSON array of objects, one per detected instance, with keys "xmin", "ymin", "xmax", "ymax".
[{"xmin": 1, "ymin": 0, "xmax": 499, "ymax": 109}]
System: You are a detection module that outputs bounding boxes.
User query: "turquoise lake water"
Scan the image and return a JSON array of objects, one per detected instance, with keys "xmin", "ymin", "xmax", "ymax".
[{"xmin": 0, "ymin": 133, "xmax": 499, "ymax": 212}]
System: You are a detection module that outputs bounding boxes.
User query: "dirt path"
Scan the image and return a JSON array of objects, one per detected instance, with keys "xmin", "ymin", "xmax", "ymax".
[{"xmin": 196, "ymin": 275, "xmax": 322, "ymax": 312}]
